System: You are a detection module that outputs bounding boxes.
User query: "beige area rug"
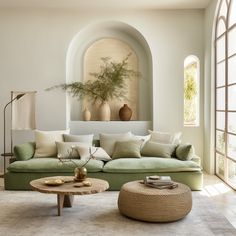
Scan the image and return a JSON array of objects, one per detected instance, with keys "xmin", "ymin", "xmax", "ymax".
[{"xmin": 0, "ymin": 189, "xmax": 236, "ymax": 236}]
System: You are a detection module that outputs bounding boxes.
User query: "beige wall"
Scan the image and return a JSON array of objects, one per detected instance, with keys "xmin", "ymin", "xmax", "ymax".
[{"xmin": 0, "ymin": 7, "xmax": 204, "ymax": 172}]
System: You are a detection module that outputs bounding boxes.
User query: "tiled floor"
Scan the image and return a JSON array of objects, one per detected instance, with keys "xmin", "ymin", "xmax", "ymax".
[{"xmin": 0, "ymin": 174, "xmax": 236, "ymax": 228}]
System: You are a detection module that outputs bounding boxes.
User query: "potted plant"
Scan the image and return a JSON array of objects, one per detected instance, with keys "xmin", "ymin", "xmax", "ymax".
[{"xmin": 47, "ymin": 53, "xmax": 140, "ymax": 121}]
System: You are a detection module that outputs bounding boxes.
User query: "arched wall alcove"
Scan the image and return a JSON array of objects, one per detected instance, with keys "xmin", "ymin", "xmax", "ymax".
[{"xmin": 66, "ymin": 21, "xmax": 153, "ymax": 135}]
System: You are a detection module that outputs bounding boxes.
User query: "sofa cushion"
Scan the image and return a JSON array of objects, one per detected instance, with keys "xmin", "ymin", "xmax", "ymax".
[
  {"xmin": 8, "ymin": 158, "xmax": 104, "ymax": 173},
  {"xmin": 103, "ymin": 157, "xmax": 201, "ymax": 173},
  {"xmin": 148, "ymin": 130, "xmax": 182, "ymax": 145},
  {"xmin": 63, "ymin": 134, "xmax": 94, "ymax": 145},
  {"xmin": 76, "ymin": 146, "xmax": 111, "ymax": 161},
  {"xmin": 14, "ymin": 142, "xmax": 36, "ymax": 161},
  {"xmin": 176, "ymin": 144, "xmax": 194, "ymax": 161},
  {"xmin": 112, "ymin": 140, "xmax": 143, "ymax": 159},
  {"xmin": 99, "ymin": 132, "xmax": 132, "ymax": 156},
  {"xmin": 34, "ymin": 130, "xmax": 69, "ymax": 158},
  {"xmin": 141, "ymin": 141, "xmax": 176, "ymax": 158},
  {"xmin": 56, "ymin": 142, "xmax": 89, "ymax": 158}
]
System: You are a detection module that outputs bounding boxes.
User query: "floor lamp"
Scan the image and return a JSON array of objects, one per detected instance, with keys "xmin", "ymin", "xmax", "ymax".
[{"xmin": 1, "ymin": 93, "xmax": 25, "ymax": 175}]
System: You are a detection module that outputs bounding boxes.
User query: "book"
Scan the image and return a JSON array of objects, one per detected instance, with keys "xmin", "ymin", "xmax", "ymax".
[
  {"xmin": 145, "ymin": 182, "xmax": 178, "ymax": 189},
  {"xmin": 145, "ymin": 176, "xmax": 172, "ymax": 185}
]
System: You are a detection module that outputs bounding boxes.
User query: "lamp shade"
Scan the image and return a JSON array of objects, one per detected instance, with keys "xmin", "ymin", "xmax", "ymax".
[{"xmin": 11, "ymin": 91, "xmax": 36, "ymax": 130}]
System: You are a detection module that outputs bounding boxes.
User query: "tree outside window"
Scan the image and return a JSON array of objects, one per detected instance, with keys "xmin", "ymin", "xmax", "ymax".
[{"xmin": 184, "ymin": 56, "xmax": 199, "ymax": 126}]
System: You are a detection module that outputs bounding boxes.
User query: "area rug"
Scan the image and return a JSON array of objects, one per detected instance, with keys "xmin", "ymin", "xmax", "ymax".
[{"xmin": 0, "ymin": 190, "xmax": 235, "ymax": 236}]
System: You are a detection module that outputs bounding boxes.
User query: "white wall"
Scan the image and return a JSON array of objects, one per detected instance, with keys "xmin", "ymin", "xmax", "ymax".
[
  {"xmin": 0, "ymin": 7, "xmax": 204, "ymax": 172},
  {"xmin": 204, "ymin": 0, "xmax": 218, "ymax": 174}
]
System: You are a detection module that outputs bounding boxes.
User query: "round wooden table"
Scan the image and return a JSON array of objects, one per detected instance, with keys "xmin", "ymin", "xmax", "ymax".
[{"xmin": 30, "ymin": 176, "xmax": 109, "ymax": 216}]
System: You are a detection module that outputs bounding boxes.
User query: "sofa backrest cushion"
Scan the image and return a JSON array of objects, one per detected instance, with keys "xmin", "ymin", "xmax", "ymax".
[
  {"xmin": 34, "ymin": 130, "xmax": 70, "ymax": 157},
  {"xmin": 141, "ymin": 141, "xmax": 176, "ymax": 158},
  {"xmin": 63, "ymin": 134, "xmax": 93, "ymax": 145},
  {"xmin": 99, "ymin": 132, "xmax": 132, "ymax": 156},
  {"xmin": 14, "ymin": 142, "xmax": 36, "ymax": 161}
]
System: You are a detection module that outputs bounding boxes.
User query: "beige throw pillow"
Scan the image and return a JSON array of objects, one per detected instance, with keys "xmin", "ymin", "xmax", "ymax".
[
  {"xmin": 99, "ymin": 132, "xmax": 132, "ymax": 156},
  {"xmin": 34, "ymin": 130, "xmax": 69, "ymax": 157},
  {"xmin": 56, "ymin": 142, "xmax": 90, "ymax": 159},
  {"xmin": 141, "ymin": 141, "xmax": 176, "ymax": 158},
  {"xmin": 63, "ymin": 134, "xmax": 94, "ymax": 145},
  {"xmin": 76, "ymin": 146, "xmax": 111, "ymax": 161},
  {"xmin": 148, "ymin": 130, "xmax": 182, "ymax": 145}
]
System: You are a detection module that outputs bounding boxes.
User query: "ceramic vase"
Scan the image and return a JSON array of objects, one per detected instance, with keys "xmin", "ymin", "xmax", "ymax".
[
  {"xmin": 119, "ymin": 104, "xmax": 132, "ymax": 121},
  {"xmin": 99, "ymin": 101, "xmax": 111, "ymax": 121},
  {"xmin": 83, "ymin": 108, "xmax": 91, "ymax": 121}
]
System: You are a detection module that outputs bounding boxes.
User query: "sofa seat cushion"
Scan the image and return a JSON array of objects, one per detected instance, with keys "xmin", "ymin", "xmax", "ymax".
[
  {"xmin": 7, "ymin": 158, "xmax": 104, "ymax": 173},
  {"xmin": 103, "ymin": 157, "xmax": 201, "ymax": 173}
]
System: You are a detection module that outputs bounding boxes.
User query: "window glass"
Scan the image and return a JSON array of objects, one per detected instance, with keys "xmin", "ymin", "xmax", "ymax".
[
  {"xmin": 228, "ymin": 28, "xmax": 236, "ymax": 57},
  {"xmin": 217, "ymin": 19, "xmax": 226, "ymax": 37},
  {"xmin": 216, "ymin": 111, "xmax": 225, "ymax": 130},
  {"xmin": 216, "ymin": 36, "xmax": 225, "ymax": 62},
  {"xmin": 228, "ymin": 55, "xmax": 236, "ymax": 84},
  {"xmin": 216, "ymin": 61, "xmax": 225, "ymax": 87},
  {"xmin": 216, "ymin": 87, "xmax": 225, "ymax": 110},
  {"xmin": 228, "ymin": 112, "xmax": 236, "ymax": 134},
  {"xmin": 229, "ymin": 0, "xmax": 236, "ymax": 27},
  {"xmin": 184, "ymin": 56, "xmax": 199, "ymax": 126}
]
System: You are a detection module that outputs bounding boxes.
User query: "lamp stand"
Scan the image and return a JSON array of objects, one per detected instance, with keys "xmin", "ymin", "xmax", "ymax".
[{"xmin": 1, "ymin": 93, "xmax": 25, "ymax": 176}]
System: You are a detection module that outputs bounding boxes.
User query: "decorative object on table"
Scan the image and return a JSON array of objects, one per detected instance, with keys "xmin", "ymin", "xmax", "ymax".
[
  {"xmin": 143, "ymin": 175, "xmax": 178, "ymax": 189},
  {"xmin": 44, "ymin": 178, "xmax": 65, "ymax": 186},
  {"xmin": 46, "ymin": 53, "xmax": 140, "ymax": 121},
  {"xmin": 82, "ymin": 107, "xmax": 91, "ymax": 121},
  {"xmin": 58, "ymin": 146, "xmax": 98, "ymax": 182},
  {"xmin": 119, "ymin": 104, "xmax": 132, "ymax": 121}
]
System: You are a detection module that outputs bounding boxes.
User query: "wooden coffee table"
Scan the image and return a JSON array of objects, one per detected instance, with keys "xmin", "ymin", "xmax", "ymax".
[{"xmin": 30, "ymin": 176, "xmax": 109, "ymax": 216}]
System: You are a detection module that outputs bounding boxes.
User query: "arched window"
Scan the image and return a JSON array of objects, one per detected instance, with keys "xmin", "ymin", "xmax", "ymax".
[
  {"xmin": 215, "ymin": 0, "xmax": 236, "ymax": 189},
  {"xmin": 184, "ymin": 55, "xmax": 200, "ymax": 126}
]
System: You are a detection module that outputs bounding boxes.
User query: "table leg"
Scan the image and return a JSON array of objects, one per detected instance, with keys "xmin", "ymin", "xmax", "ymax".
[{"xmin": 57, "ymin": 194, "xmax": 74, "ymax": 216}]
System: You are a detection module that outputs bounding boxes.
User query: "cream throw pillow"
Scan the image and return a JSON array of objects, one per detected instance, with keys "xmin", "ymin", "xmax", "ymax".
[
  {"xmin": 148, "ymin": 130, "xmax": 182, "ymax": 145},
  {"xmin": 76, "ymin": 146, "xmax": 111, "ymax": 161},
  {"xmin": 99, "ymin": 132, "xmax": 132, "ymax": 156},
  {"xmin": 56, "ymin": 142, "xmax": 90, "ymax": 159},
  {"xmin": 34, "ymin": 130, "xmax": 69, "ymax": 157}
]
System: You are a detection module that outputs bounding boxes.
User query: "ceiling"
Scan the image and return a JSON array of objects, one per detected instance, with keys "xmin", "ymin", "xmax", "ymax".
[{"xmin": 0, "ymin": 0, "xmax": 212, "ymax": 9}]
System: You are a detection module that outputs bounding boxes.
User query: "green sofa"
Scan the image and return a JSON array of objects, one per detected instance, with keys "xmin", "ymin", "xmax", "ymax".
[{"xmin": 4, "ymin": 142, "xmax": 203, "ymax": 190}]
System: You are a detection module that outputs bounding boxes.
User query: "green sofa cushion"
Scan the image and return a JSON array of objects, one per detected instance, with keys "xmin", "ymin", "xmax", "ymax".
[
  {"xmin": 8, "ymin": 158, "xmax": 104, "ymax": 173},
  {"xmin": 112, "ymin": 140, "xmax": 143, "ymax": 159},
  {"xmin": 176, "ymin": 143, "xmax": 194, "ymax": 161},
  {"xmin": 103, "ymin": 157, "xmax": 201, "ymax": 173},
  {"xmin": 14, "ymin": 142, "xmax": 36, "ymax": 161}
]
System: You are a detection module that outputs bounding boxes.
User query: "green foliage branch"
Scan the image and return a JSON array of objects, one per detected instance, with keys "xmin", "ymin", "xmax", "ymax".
[{"xmin": 46, "ymin": 53, "xmax": 140, "ymax": 104}]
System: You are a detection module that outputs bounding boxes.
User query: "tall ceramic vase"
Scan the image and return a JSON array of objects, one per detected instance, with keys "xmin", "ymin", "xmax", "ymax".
[
  {"xmin": 99, "ymin": 101, "xmax": 111, "ymax": 121},
  {"xmin": 83, "ymin": 108, "xmax": 91, "ymax": 121}
]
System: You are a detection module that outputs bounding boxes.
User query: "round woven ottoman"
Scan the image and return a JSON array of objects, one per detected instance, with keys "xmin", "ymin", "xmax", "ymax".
[{"xmin": 118, "ymin": 180, "xmax": 192, "ymax": 222}]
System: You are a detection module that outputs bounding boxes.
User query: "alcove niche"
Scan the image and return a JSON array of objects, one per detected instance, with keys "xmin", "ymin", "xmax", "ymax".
[{"xmin": 66, "ymin": 21, "xmax": 153, "ymax": 135}]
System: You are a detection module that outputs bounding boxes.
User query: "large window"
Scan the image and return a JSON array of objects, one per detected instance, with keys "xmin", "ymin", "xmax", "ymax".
[
  {"xmin": 215, "ymin": 0, "xmax": 236, "ymax": 189},
  {"xmin": 184, "ymin": 55, "xmax": 200, "ymax": 126}
]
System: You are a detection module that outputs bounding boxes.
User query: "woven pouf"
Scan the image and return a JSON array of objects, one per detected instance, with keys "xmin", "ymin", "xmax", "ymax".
[{"xmin": 118, "ymin": 180, "xmax": 192, "ymax": 222}]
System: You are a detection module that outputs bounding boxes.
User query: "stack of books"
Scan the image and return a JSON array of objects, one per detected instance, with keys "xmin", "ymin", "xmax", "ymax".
[{"xmin": 144, "ymin": 175, "xmax": 178, "ymax": 189}]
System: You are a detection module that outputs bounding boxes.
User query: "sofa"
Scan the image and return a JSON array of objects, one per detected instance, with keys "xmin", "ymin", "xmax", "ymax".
[{"xmin": 4, "ymin": 141, "xmax": 203, "ymax": 191}]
